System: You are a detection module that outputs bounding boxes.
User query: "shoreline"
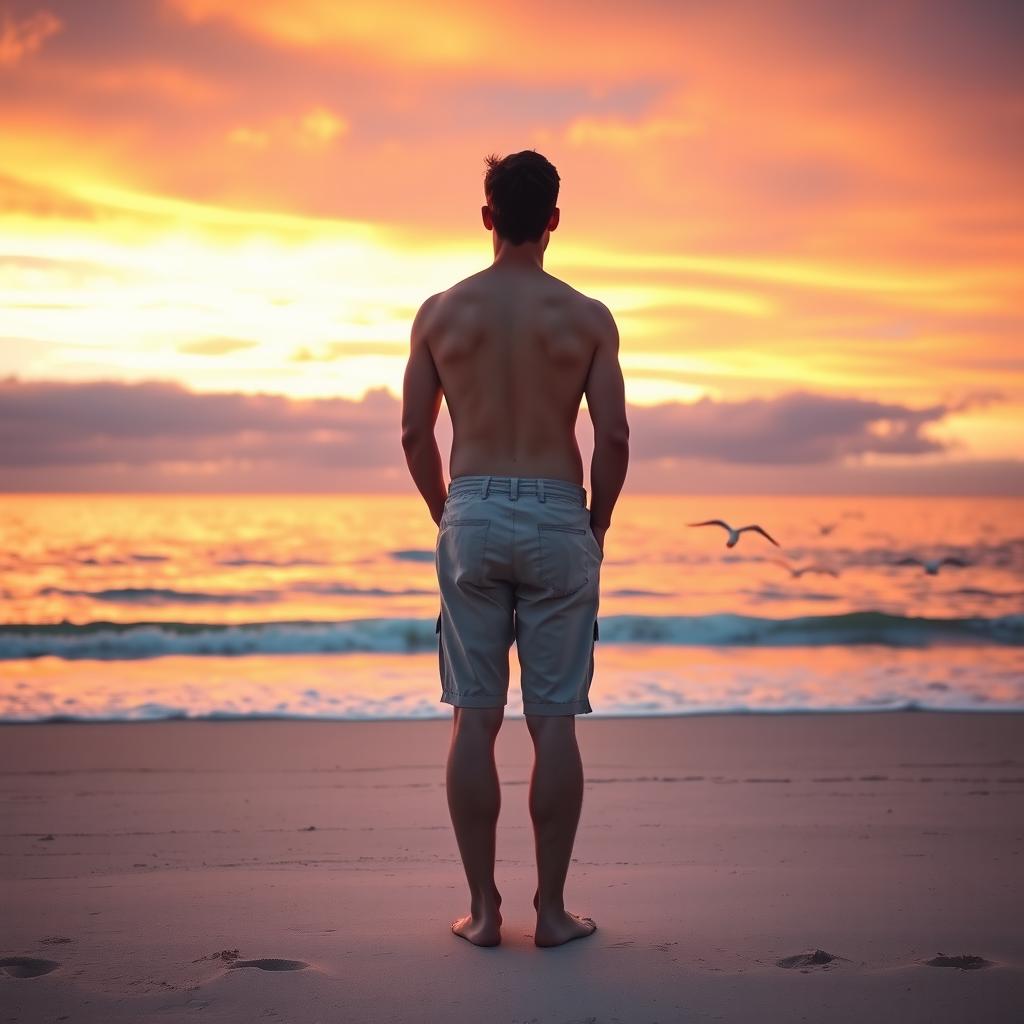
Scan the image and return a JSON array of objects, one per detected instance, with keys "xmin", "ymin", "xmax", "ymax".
[{"xmin": 3, "ymin": 703, "xmax": 1024, "ymax": 726}]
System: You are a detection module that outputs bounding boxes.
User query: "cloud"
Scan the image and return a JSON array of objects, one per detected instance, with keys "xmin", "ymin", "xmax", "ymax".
[
  {"xmin": 165, "ymin": 0, "xmax": 671, "ymax": 80},
  {"xmin": 291, "ymin": 341, "xmax": 406, "ymax": 361},
  {"xmin": 226, "ymin": 126, "xmax": 269, "ymax": 149},
  {"xmin": 0, "ymin": 9, "xmax": 61, "ymax": 67},
  {"xmin": 566, "ymin": 93, "xmax": 705, "ymax": 149},
  {"xmin": 226, "ymin": 106, "xmax": 349, "ymax": 152},
  {"xmin": 0, "ymin": 377, "xmax": 398, "ymax": 466},
  {"xmin": 0, "ymin": 378, "xmax": 1008, "ymax": 494},
  {"xmin": 299, "ymin": 106, "xmax": 347, "ymax": 144},
  {"xmin": 54, "ymin": 61, "xmax": 224, "ymax": 104},
  {"xmin": 0, "ymin": 174, "xmax": 97, "ymax": 220},
  {"xmin": 177, "ymin": 336, "xmax": 259, "ymax": 356},
  {"xmin": 624, "ymin": 392, "xmax": 965, "ymax": 465}
]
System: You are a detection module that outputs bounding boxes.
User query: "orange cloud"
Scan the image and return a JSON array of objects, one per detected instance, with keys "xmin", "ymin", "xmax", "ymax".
[
  {"xmin": 226, "ymin": 126, "xmax": 270, "ymax": 149},
  {"xmin": 170, "ymin": 0, "xmax": 487, "ymax": 66},
  {"xmin": 226, "ymin": 106, "xmax": 348, "ymax": 152},
  {"xmin": 60, "ymin": 62, "xmax": 224, "ymax": 104},
  {"xmin": 300, "ymin": 106, "xmax": 347, "ymax": 144},
  {"xmin": 166, "ymin": 0, "xmax": 716, "ymax": 81},
  {"xmin": 567, "ymin": 93, "xmax": 706, "ymax": 148},
  {"xmin": 0, "ymin": 8, "xmax": 61, "ymax": 67}
]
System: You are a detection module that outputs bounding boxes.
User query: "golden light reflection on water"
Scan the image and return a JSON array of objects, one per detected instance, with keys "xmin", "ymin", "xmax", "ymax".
[{"xmin": 2, "ymin": 494, "xmax": 1021, "ymax": 627}]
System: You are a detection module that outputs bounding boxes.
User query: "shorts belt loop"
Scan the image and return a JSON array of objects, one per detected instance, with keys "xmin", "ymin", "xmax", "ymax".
[
  {"xmin": 481, "ymin": 475, "xmax": 491, "ymax": 499},
  {"xmin": 510, "ymin": 477, "xmax": 519, "ymax": 502},
  {"xmin": 537, "ymin": 480, "xmax": 546, "ymax": 503}
]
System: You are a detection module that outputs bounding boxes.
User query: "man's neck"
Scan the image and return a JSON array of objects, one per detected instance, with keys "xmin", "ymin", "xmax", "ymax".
[{"xmin": 491, "ymin": 237, "xmax": 546, "ymax": 270}]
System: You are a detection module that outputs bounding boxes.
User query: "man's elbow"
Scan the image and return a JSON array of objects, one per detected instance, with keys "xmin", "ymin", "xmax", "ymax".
[
  {"xmin": 595, "ymin": 422, "xmax": 630, "ymax": 451},
  {"xmin": 401, "ymin": 422, "xmax": 430, "ymax": 453}
]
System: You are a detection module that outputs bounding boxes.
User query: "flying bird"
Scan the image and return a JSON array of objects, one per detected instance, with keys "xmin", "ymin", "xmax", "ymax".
[
  {"xmin": 894, "ymin": 556, "xmax": 970, "ymax": 576},
  {"xmin": 772, "ymin": 559, "xmax": 840, "ymax": 579},
  {"xmin": 688, "ymin": 520, "xmax": 780, "ymax": 548},
  {"xmin": 815, "ymin": 520, "xmax": 839, "ymax": 537}
]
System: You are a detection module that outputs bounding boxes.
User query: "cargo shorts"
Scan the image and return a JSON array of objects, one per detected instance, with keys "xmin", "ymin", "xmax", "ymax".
[{"xmin": 435, "ymin": 475, "xmax": 603, "ymax": 716}]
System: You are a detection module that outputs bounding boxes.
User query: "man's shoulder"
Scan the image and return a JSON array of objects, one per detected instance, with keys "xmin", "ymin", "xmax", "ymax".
[
  {"xmin": 416, "ymin": 271, "xmax": 487, "ymax": 317},
  {"xmin": 416, "ymin": 271, "xmax": 614, "ymax": 331},
  {"xmin": 542, "ymin": 274, "xmax": 613, "ymax": 319},
  {"xmin": 552, "ymin": 283, "xmax": 616, "ymax": 339}
]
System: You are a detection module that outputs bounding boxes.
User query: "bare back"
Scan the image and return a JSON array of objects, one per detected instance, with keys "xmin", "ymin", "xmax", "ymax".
[{"xmin": 421, "ymin": 266, "xmax": 603, "ymax": 484}]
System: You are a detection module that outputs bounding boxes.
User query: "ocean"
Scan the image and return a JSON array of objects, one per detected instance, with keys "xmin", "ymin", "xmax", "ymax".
[{"xmin": 1, "ymin": 493, "xmax": 1022, "ymax": 722}]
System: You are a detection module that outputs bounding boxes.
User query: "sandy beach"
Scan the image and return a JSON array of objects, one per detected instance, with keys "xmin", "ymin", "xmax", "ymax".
[{"xmin": 2, "ymin": 712, "xmax": 1022, "ymax": 1023}]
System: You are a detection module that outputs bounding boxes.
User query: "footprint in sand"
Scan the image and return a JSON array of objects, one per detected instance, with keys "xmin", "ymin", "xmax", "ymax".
[
  {"xmin": 0, "ymin": 957, "xmax": 61, "ymax": 979},
  {"xmin": 776, "ymin": 949, "xmax": 847, "ymax": 970},
  {"xmin": 227, "ymin": 958, "xmax": 309, "ymax": 972},
  {"xmin": 926, "ymin": 954, "xmax": 994, "ymax": 970}
]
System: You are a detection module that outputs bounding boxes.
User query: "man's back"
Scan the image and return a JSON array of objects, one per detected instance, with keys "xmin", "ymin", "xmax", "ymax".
[{"xmin": 421, "ymin": 264, "xmax": 605, "ymax": 485}]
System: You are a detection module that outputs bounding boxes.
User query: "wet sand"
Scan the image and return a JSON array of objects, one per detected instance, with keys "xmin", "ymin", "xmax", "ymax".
[{"xmin": 2, "ymin": 712, "xmax": 1023, "ymax": 1022}]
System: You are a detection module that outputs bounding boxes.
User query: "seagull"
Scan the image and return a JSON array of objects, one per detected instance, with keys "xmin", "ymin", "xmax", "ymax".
[
  {"xmin": 815, "ymin": 520, "xmax": 839, "ymax": 537},
  {"xmin": 772, "ymin": 559, "xmax": 839, "ymax": 579},
  {"xmin": 894, "ymin": 556, "xmax": 970, "ymax": 576},
  {"xmin": 688, "ymin": 520, "xmax": 780, "ymax": 548}
]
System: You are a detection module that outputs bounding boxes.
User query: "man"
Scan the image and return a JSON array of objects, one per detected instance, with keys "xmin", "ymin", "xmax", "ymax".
[{"xmin": 401, "ymin": 150, "xmax": 629, "ymax": 948}]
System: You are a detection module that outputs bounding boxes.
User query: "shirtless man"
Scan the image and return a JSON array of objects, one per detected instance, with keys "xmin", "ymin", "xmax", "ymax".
[{"xmin": 401, "ymin": 150, "xmax": 630, "ymax": 948}]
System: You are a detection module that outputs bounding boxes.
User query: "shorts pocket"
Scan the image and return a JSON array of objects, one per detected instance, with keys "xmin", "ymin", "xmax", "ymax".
[
  {"xmin": 537, "ymin": 523, "xmax": 590, "ymax": 596},
  {"xmin": 437, "ymin": 519, "xmax": 490, "ymax": 587}
]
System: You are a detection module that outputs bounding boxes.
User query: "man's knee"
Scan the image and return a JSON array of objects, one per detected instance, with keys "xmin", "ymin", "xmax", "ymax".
[
  {"xmin": 525, "ymin": 713, "xmax": 576, "ymax": 743},
  {"xmin": 453, "ymin": 706, "xmax": 505, "ymax": 738}
]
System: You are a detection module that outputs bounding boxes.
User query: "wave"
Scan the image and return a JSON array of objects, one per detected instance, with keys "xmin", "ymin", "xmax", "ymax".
[
  {"xmin": 2, "ymin": 611, "xmax": 1022, "ymax": 661},
  {"xmin": 36, "ymin": 582, "xmax": 432, "ymax": 605},
  {"xmin": 389, "ymin": 549, "xmax": 435, "ymax": 563},
  {"xmin": 37, "ymin": 586, "xmax": 278, "ymax": 605}
]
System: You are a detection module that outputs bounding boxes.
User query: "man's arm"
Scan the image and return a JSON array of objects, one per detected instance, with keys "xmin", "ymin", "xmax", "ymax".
[
  {"xmin": 401, "ymin": 296, "xmax": 447, "ymax": 525},
  {"xmin": 584, "ymin": 300, "xmax": 630, "ymax": 549}
]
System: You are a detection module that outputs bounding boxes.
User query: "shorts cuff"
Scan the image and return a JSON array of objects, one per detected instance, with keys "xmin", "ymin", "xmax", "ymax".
[
  {"xmin": 441, "ymin": 692, "xmax": 508, "ymax": 710},
  {"xmin": 522, "ymin": 698, "xmax": 593, "ymax": 717}
]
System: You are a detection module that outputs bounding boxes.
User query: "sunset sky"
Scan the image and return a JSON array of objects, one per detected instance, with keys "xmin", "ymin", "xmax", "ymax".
[{"xmin": 1, "ymin": 0, "xmax": 1022, "ymax": 493}]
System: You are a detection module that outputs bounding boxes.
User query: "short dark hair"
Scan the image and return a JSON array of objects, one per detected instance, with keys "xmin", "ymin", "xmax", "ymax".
[{"xmin": 483, "ymin": 150, "xmax": 560, "ymax": 245}]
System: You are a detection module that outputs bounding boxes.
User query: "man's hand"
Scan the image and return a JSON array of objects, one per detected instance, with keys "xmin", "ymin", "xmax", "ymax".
[{"xmin": 590, "ymin": 521, "xmax": 607, "ymax": 554}]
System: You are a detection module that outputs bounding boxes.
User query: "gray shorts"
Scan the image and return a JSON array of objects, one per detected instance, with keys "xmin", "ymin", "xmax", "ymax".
[{"xmin": 435, "ymin": 475, "xmax": 603, "ymax": 716}]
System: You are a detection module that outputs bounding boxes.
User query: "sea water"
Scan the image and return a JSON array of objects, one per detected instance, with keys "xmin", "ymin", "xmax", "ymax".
[{"xmin": 1, "ymin": 493, "xmax": 1021, "ymax": 721}]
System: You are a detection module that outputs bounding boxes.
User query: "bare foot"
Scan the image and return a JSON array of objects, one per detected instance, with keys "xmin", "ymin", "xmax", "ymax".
[
  {"xmin": 452, "ymin": 888, "xmax": 502, "ymax": 947},
  {"xmin": 533, "ymin": 891, "xmax": 597, "ymax": 947}
]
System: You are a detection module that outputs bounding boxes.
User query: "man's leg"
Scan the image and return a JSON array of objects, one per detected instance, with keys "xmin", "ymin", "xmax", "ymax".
[
  {"xmin": 446, "ymin": 706, "xmax": 504, "ymax": 946},
  {"xmin": 526, "ymin": 714, "xmax": 597, "ymax": 947}
]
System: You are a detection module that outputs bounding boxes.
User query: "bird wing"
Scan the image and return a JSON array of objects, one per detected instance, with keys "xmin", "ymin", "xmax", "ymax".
[
  {"xmin": 688, "ymin": 520, "xmax": 731, "ymax": 531},
  {"xmin": 940, "ymin": 557, "xmax": 970, "ymax": 567},
  {"xmin": 741, "ymin": 525, "xmax": 780, "ymax": 547},
  {"xmin": 807, "ymin": 566, "xmax": 840, "ymax": 577},
  {"xmin": 894, "ymin": 557, "xmax": 922, "ymax": 567}
]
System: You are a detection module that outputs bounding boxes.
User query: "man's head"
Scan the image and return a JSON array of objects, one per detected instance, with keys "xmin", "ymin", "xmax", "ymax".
[{"xmin": 482, "ymin": 150, "xmax": 560, "ymax": 246}]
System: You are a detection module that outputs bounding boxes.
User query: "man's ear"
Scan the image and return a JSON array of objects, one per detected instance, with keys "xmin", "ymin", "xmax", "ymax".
[
  {"xmin": 548, "ymin": 207, "xmax": 560, "ymax": 232},
  {"xmin": 481, "ymin": 205, "xmax": 494, "ymax": 230}
]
